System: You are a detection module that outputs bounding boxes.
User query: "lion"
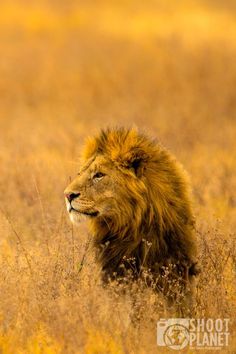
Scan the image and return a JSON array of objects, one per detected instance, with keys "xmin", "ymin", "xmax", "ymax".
[{"xmin": 64, "ymin": 127, "xmax": 198, "ymax": 309}]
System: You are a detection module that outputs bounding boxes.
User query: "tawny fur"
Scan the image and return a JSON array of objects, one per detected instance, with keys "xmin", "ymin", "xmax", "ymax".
[{"xmin": 65, "ymin": 127, "xmax": 198, "ymax": 302}]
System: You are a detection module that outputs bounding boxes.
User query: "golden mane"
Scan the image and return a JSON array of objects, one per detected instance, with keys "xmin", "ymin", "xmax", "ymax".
[
  {"xmin": 87, "ymin": 129, "xmax": 196, "ymax": 258},
  {"xmin": 66, "ymin": 127, "xmax": 199, "ymax": 308}
]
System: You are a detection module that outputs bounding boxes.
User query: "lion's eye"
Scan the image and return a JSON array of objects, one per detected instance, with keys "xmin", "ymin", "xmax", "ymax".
[{"xmin": 93, "ymin": 172, "xmax": 105, "ymax": 180}]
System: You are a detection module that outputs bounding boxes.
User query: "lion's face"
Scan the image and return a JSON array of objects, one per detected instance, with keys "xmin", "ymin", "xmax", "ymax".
[{"xmin": 64, "ymin": 154, "xmax": 147, "ymax": 226}]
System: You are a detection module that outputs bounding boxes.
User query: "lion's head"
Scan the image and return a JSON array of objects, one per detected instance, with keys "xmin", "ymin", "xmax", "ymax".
[
  {"xmin": 64, "ymin": 127, "xmax": 197, "ymax": 286},
  {"xmin": 64, "ymin": 128, "xmax": 155, "ymax": 231}
]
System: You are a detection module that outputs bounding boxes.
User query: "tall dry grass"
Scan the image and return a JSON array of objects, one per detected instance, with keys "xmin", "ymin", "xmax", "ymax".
[{"xmin": 0, "ymin": 0, "xmax": 236, "ymax": 352}]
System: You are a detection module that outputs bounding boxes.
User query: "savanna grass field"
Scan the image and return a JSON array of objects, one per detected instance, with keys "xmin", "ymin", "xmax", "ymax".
[{"xmin": 0, "ymin": 0, "xmax": 236, "ymax": 353}]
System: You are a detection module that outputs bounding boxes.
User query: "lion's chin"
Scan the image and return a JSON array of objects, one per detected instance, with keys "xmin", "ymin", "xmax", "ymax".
[
  {"xmin": 69, "ymin": 209, "xmax": 98, "ymax": 224},
  {"xmin": 69, "ymin": 211, "xmax": 87, "ymax": 224}
]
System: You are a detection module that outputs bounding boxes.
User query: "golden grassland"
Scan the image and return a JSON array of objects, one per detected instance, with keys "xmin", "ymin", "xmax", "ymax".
[{"xmin": 0, "ymin": 0, "xmax": 236, "ymax": 352}]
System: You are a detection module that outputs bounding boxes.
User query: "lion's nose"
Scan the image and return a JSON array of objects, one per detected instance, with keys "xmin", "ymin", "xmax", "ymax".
[{"xmin": 65, "ymin": 192, "xmax": 80, "ymax": 202}]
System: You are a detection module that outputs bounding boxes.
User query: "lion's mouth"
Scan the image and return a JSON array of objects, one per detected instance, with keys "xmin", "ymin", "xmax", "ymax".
[{"xmin": 69, "ymin": 206, "xmax": 98, "ymax": 217}]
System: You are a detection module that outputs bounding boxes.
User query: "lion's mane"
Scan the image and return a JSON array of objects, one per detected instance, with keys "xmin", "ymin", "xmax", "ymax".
[{"xmin": 82, "ymin": 128, "xmax": 198, "ymax": 290}]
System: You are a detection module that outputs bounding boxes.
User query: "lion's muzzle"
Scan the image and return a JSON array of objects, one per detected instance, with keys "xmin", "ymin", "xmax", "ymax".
[{"xmin": 64, "ymin": 188, "xmax": 98, "ymax": 219}]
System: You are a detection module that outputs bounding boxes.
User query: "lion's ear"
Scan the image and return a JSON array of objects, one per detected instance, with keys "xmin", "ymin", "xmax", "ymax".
[
  {"xmin": 129, "ymin": 157, "xmax": 144, "ymax": 177},
  {"xmin": 127, "ymin": 151, "xmax": 148, "ymax": 177}
]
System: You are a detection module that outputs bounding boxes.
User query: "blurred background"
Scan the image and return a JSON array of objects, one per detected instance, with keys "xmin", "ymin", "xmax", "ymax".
[{"xmin": 0, "ymin": 1, "xmax": 236, "ymax": 352}]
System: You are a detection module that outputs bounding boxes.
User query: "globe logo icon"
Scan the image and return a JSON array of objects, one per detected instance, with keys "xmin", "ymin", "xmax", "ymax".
[{"xmin": 164, "ymin": 324, "xmax": 189, "ymax": 350}]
